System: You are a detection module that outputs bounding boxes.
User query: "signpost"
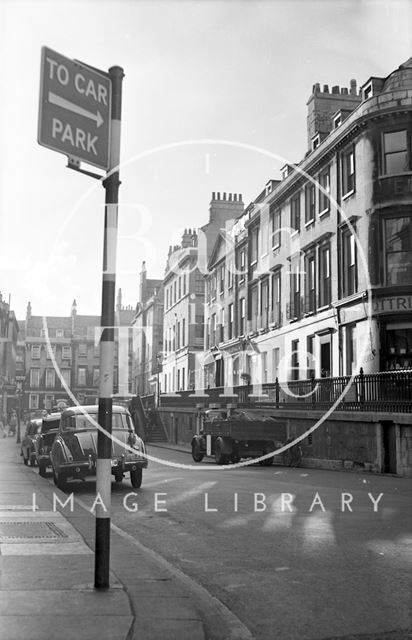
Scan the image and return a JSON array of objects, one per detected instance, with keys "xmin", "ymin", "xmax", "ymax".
[
  {"xmin": 38, "ymin": 47, "xmax": 112, "ymax": 170},
  {"xmin": 38, "ymin": 47, "xmax": 123, "ymax": 590}
]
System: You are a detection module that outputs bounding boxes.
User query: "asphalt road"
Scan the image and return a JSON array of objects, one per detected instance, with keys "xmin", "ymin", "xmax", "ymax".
[{"xmin": 51, "ymin": 448, "xmax": 412, "ymax": 640}]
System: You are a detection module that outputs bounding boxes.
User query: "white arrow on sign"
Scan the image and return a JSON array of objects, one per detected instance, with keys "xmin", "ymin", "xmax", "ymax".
[{"xmin": 48, "ymin": 92, "xmax": 104, "ymax": 128}]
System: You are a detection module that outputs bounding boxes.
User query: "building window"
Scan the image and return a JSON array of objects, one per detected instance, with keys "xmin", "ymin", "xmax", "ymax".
[
  {"xmin": 166, "ymin": 289, "xmax": 169, "ymax": 309},
  {"xmin": 78, "ymin": 367, "xmax": 87, "ymax": 386},
  {"xmin": 305, "ymin": 184, "xmax": 315, "ymax": 225},
  {"xmin": 385, "ymin": 216, "xmax": 412, "ymax": 285},
  {"xmin": 271, "ymin": 208, "xmax": 281, "ymax": 250},
  {"xmin": 291, "ymin": 339, "xmax": 299, "ymax": 381},
  {"xmin": 239, "ymin": 298, "xmax": 246, "ymax": 335},
  {"xmin": 56, "ymin": 329, "xmax": 64, "ymax": 338},
  {"xmin": 31, "ymin": 345, "xmax": 40, "ymax": 360},
  {"xmin": 261, "ymin": 351, "xmax": 268, "ymax": 383},
  {"xmin": 45, "ymin": 369, "xmax": 55, "ymax": 388},
  {"xmin": 182, "ymin": 318, "xmax": 186, "ymax": 347},
  {"xmin": 61, "ymin": 369, "xmax": 71, "ymax": 387},
  {"xmin": 227, "ymin": 260, "xmax": 234, "ymax": 289},
  {"xmin": 305, "ymin": 253, "xmax": 316, "ymax": 313},
  {"xmin": 211, "ymin": 314, "xmax": 216, "ymax": 346},
  {"xmin": 341, "ymin": 230, "xmax": 357, "ymax": 297},
  {"xmin": 178, "ymin": 277, "xmax": 181, "ymax": 299},
  {"xmin": 183, "ymin": 273, "xmax": 186, "ymax": 296},
  {"xmin": 341, "ymin": 146, "xmax": 355, "ymax": 197},
  {"xmin": 219, "ymin": 264, "xmax": 225, "ymax": 294},
  {"xmin": 346, "ymin": 324, "xmax": 356, "ymax": 375},
  {"xmin": 238, "ymin": 249, "xmax": 246, "ymax": 282},
  {"xmin": 289, "ymin": 261, "xmax": 301, "ymax": 319},
  {"xmin": 291, "ymin": 194, "xmax": 301, "ymax": 233},
  {"xmin": 78, "ymin": 343, "xmax": 87, "ymax": 357},
  {"xmin": 261, "ymin": 278, "xmax": 269, "ymax": 329},
  {"xmin": 29, "ymin": 394, "xmax": 39, "ymax": 409},
  {"xmin": 383, "ymin": 130, "xmax": 409, "ymax": 175},
  {"xmin": 62, "ymin": 346, "xmax": 71, "ymax": 360},
  {"xmin": 318, "ymin": 167, "xmax": 330, "ymax": 215},
  {"xmin": 250, "ymin": 286, "xmax": 258, "ymax": 332},
  {"xmin": 250, "ymin": 228, "xmax": 259, "ymax": 265},
  {"xmin": 228, "ymin": 304, "xmax": 234, "ymax": 339},
  {"xmin": 271, "ymin": 271, "xmax": 281, "ymax": 326},
  {"xmin": 176, "ymin": 321, "xmax": 180, "ymax": 350},
  {"xmin": 30, "ymin": 368, "xmax": 40, "ymax": 387},
  {"xmin": 93, "ymin": 368, "xmax": 100, "ymax": 386},
  {"xmin": 319, "ymin": 244, "xmax": 331, "ymax": 306},
  {"xmin": 44, "ymin": 394, "xmax": 54, "ymax": 410},
  {"xmin": 307, "ymin": 335, "xmax": 315, "ymax": 378},
  {"xmin": 46, "ymin": 344, "xmax": 56, "ymax": 360}
]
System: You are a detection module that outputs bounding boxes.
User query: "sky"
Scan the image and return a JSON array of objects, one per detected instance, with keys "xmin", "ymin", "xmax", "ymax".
[{"xmin": 0, "ymin": 0, "xmax": 411, "ymax": 320}]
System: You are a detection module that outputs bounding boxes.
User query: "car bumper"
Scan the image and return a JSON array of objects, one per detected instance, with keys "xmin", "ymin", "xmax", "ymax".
[{"xmin": 57, "ymin": 456, "xmax": 148, "ymax": 478}]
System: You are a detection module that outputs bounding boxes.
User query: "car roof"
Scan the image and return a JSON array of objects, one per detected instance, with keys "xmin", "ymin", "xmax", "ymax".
[
  {"xmin": 61, "ymin": 404, "xmax": 130, "ymax": 417},
  {"xmin": 29, "ymin": 419, "xmax": 43, "ymax": 426},
  {"xmin": 43, "ymin": 412, "xmax": 61, "ymax": 422}
]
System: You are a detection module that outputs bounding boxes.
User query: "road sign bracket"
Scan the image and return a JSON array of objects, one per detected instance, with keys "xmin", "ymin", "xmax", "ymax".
[{"xmin": 67, "ymin": 158, "xmax": 104, "ymax": 180}]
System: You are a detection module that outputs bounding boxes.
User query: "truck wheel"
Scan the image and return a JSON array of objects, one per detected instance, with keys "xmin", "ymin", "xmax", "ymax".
[
  {"xmin": 259, "ymin": 456, "xmax": 274, "ymax": 467},
  {"xmin": 214, "ymin": 438, "xmax": 230, "ymax": 465},
  {"xmin": 130, "ymin": 468, "xmax": 143, "ymax": 489},
  {"xmin": 191, "ymin": 441, "xmax": 204, "ymax": 462}
]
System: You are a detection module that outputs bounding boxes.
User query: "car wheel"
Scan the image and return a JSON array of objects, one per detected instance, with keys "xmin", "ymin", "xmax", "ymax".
[
  {"xmin": 130, "ymin": 468, "xmax": 143, "ymax": 489},
  {"xmin": 38, "ymin": 463, "xmax": 47, "ymax": 477},
  {"xmin": 191, "ymin": 441, "xmax": 204, "ymax": 463},
  {"xmin": 53, "ymin": 469, "xmax": 67, "ymax": 491},
  {"xmin": 214, "ymin": 438, "xmax": 230, "ymax": 465},
  {"xmin": 114, "ymin": 474, "xmax": 123, "ymax": 483}
]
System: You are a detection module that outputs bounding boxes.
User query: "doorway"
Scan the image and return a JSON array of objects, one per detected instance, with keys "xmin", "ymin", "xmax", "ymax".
[
  {"xmin": 320, "ymin": 341, "xmax": 331, "ymax": 377},
  {"xmin": 381, "ymin": 421, "xmax": 397, "ymax": 474}
]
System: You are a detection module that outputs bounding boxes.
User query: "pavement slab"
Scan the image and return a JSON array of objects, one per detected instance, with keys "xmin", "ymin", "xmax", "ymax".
[{"xmin": 0, "ymin": 617, "xmax": 134, "ymax": 640}]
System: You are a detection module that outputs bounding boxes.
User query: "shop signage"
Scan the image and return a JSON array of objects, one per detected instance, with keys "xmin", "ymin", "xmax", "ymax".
[{"xmin": 372, "ymin": 296, "xmax": 412, "ymax": 314}]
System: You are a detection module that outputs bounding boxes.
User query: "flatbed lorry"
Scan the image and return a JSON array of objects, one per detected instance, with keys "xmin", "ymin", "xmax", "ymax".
[{"xmin": 191, "ymin": 408, "xmax": 286, "ymax": 465}]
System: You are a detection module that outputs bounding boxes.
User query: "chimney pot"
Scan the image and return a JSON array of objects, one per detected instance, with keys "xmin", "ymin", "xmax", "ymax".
[
  {"xmin": 229, "ymin": 193, "xmax": 232, "ymax": 201},
  {"xmin": 323, "ymin": 84, "xmax": 329, "ymax": 93},
  {"xmin": 217, "ymin": 192, "xmax": 220, "ymax": 200},
  {"xmin": 332, "ymin": 85, "xmax": 339, "ymax": 94},
  {"xmin": 350, "ymin": 79, "xmax": 357, "ymax": 95},
  {"xmin": 223, "ymin": 192, "xmax": 226, "ymax": 200},
  {"xmin": 315, "ymin": 83, "xmax": 321, "ymax": 92}
]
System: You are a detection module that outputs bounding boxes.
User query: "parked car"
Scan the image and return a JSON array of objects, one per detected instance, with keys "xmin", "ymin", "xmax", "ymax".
[
  {"xmin": 50, "ymin": 405, "xmax": 148, "ymax": 491},
  {"xmin": 21, "ymin": 419, "xmax": 42, "ymax": 466},
  {"xmin": 35, "ymin": 413, "xmax": 61, "ymax": 477}
]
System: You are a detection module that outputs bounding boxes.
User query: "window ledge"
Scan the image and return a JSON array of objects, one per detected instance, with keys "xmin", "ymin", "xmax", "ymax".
[
  {"xmin": 290, "ymin": 230, "xmax": 300, "ymax": 238},
  {"xmin": 305, "ymin": 219, "xmax": 315, "ymax": 228},
  {"xmin": 378, "ymin": 171, "xmax": 412, "ymax": 179},
  {"xmin": 342, "ymin": 189, "xmax": 355, "ymax": 201},
  {"xmin": 318, "ymin": 209, "xmax": 330, "ymax": 219}
]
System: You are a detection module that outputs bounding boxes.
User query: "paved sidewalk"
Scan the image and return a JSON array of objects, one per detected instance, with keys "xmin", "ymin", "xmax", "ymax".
[{"xmin": 0, "ymin": 437, "xmax": 205, "ymax": 640}]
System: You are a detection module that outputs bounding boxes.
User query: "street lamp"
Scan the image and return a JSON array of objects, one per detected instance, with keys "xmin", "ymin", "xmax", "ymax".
[
  {"xmin": 15, "ymin": 376, "xmax": 26, "ymax": 444},
  {"xmin": 156, "ymin": 353, "xmax": 163, "ymax": 407}
]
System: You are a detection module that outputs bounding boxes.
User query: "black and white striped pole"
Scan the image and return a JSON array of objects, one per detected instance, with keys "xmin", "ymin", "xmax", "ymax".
[{"xmin": 95, "ymin": 65, "xmax": 124, "ymax": 590}]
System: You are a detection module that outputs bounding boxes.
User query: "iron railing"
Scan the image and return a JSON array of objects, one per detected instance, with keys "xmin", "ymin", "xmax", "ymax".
[{"xmin": 157, "ymin": 368, "xmax": 412, "ymax": 413}]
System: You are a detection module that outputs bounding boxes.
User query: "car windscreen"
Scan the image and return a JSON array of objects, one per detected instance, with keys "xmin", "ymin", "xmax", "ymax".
[
  {"xmin": 42, "ymin": 418, "xmax": 60, "ymax": 432},
  {"xmin": 66, "ymin": 412, "xmax": 133, "ymax": 431}
]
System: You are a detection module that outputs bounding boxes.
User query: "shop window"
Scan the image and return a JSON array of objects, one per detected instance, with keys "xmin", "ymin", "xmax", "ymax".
[
  {"xmin": 383, "ymin": 130, "xmax": 409, "ymax": 175},
  {"xmin": 291, "ymin": 193, "xmax": 301, "ymax": 233},
  {"xmin": 341, "ymin": 230, "xmax": 357, "ymax": 297},
  {"xmin": 345, "ymin": 324, "xmax": 356, "ymax": 375},
  {"xmin": 341, "ymin": 146, "xmax": 355, "ymax": 197},
  {"xmin": 385, "ymin": 327, "xmax": 412, "ymax": 370},
  {"xmin": 385, "ymin": 217, "xmax": 412, "ymax": 286},
  {"xmin": 305, "ymin": 184, "xmax": 315, "ymax": 225},
  {"xmin": 319, "ymin": 244, "xmax": 331, "ymax": 306}
]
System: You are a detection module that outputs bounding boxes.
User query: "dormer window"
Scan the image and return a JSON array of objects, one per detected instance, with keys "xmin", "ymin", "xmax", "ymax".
[
  {"xmin": 333, "ymin": 114, "xmax": 342, "ymax": 129},
  {"xmin": 311, "ymin": 134, "xmax": 320, "ymax": 151},
  {"xmin": 363, "ymin": 81, "xmax": 373, "ymax": 101},
  {"xmin": 281, "ymin": 165, "xmax": 290, "ymax": 180},
  {"xmin": 265, "ymin": 181, "xmax": 272, "ymax": 196}
]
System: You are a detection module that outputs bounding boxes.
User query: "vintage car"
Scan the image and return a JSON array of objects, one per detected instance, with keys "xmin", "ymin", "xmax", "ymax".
[
  {"xmin": 21, "ymin": 419, "xmax": 42, "ymax": 466},
  {"xmin": 50, "ymin": 405, "xmax": 147, "ymax": 491},
  {"xmin": 35, "ymin": 413, "xmax": 61, "ymax": 477}
]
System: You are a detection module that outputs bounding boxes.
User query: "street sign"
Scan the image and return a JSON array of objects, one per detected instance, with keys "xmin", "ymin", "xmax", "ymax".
[{"xmin": 38, "ymin": 47, "xmax": 112, "ymax": 170}]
